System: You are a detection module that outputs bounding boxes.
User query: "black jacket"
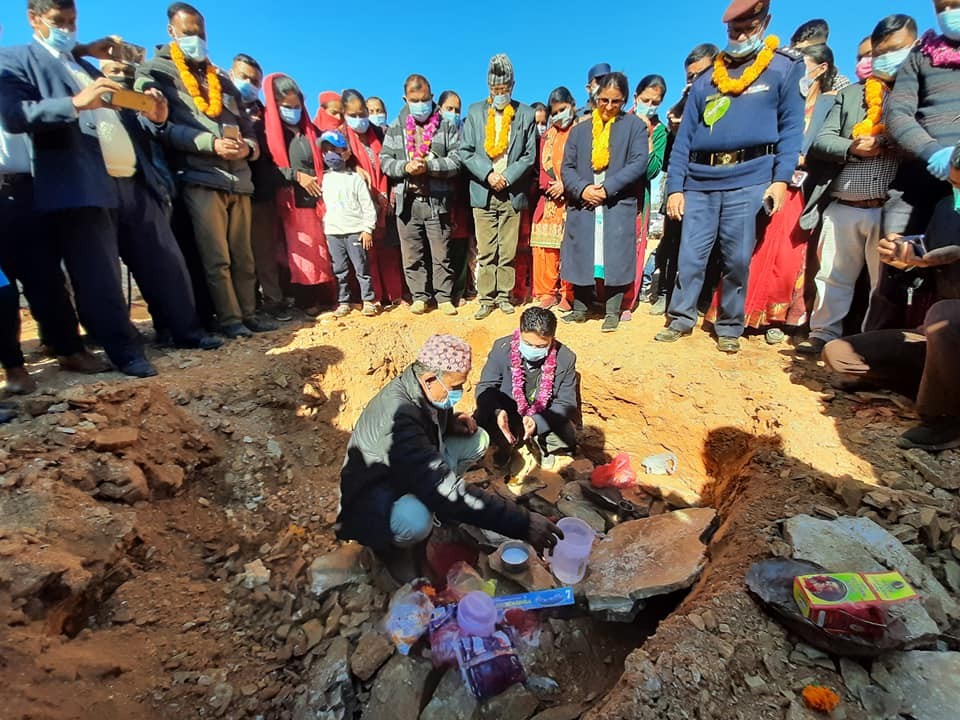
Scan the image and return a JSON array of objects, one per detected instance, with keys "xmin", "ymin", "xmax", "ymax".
[{"xmin": 337, "ymin": 366, "xmax": 530, "ymax": 551}]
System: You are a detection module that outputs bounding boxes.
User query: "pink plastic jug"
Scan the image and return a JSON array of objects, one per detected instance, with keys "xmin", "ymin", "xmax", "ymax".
[
  {"xmin": 548, "ymin": 517, "xmax": 595, "ymax": 584},
  {"xmin": 458, "ymin": 591, "xmax": 497, "ymax": 637}
]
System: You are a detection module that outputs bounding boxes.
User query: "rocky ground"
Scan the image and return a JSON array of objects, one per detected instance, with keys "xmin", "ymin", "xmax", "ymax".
[{"xmin": 1, "ymin": 304, "xmax": 958, "ymax": 720}]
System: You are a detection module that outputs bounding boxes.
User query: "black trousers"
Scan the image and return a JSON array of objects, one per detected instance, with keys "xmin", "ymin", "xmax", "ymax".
[
  {"xmin": 476, "ymin": 389, "xmax": 578, "ymax": 458},
  {"xmin": 573, "ymin": 283, "xmax": 628, "ymax": 317},
  {"xmin": 171, "ymin": 196, "xmax": 217, "ymax": 329},
  {"xmin": 0, "ymin": 282, "xmax": 21, "ymax": 369},
  {"xmin": 397, "ymin": 197, "xmax": 454, "ymax": 304},
  {"xmin": 115, "ymin": 178, "xmax": 202, "ymax": 343},
  {"xmin": 0, "ymin": 176, "xmax": 84, "ymax": 367}
]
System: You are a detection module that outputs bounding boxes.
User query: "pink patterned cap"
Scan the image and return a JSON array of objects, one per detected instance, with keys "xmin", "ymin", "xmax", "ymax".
[{"xmin": 417, "ymin": 335, "xmax": 472, "ymax": 374}]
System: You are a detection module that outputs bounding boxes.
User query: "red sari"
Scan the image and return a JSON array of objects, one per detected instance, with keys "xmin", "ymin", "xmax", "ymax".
[
  {"xmin": 263, "ymin": 74, "xmax": 333, "ymax": 288},
  {"xmin": 345, "ymin": 124, "xmax": 406, "ymax": 303}
]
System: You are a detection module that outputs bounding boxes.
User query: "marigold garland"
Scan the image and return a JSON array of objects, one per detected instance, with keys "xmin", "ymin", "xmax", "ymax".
[
  {"xmin": 851, "ymin": 77, "xmax": 887, "ymax": 138},
  {"xmin": 170, "ymin": 40, "xmax": 222, "ymax": 119},
  {"xmin": 712, "ymin": 35, "xmax": 780, "ymax": 96},
  {"xmin": 591, "ymin": 109, "xmax": 616, "ymax": 172},
  {"xmin": 484, "ymin": 101, "xmax": 515, "ymax": 158},
  {"xmin": 801, "ymin": 686, "xmax": 840, "ymax": 713}
]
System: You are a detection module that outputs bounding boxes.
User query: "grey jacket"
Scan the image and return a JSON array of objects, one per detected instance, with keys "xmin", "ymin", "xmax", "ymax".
[
  {"xmin": 136, "ymin": 44, "xmax": 258, "ymax": 195},
  {"xmin": 379, "ymin": 105, "xmax": 461, "ymax": 213},
  {"xmin": 460, "ymin": 100, "xmax": 537, "ymax": 210}
]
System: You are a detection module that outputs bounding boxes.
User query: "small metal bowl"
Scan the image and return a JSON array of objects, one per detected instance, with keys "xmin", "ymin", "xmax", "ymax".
[{"xmin": 499, "ymin": 541, "xmax": 531, "ymax": 573}]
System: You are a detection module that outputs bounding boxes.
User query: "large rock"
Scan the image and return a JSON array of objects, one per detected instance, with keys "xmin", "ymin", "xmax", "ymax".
[
  {"xmin": 91, "ymin": 427, "xmax": 140, "ymax": 452},
  {"xmin": 635, "ymin": 474, "xmax": 703, "ymax": 509},
  {"xmin": 581, "ymin": 509, "xmax": 716, "ymax": 620},
  {"xmin": 309, "ymin": 544, "xmax": 369, "ymax": 598},
  {"xmin": 784, "ymin": 514, "xmax": 959, "ymax": 639},
  {"xmin": 362, "ymin": 654, "xmax": 431, "ymax": 720},
  {"xmin": 871, "ymin": 652, "xmax": 960, "ymax": 719},
  {"xmin": 479, "ymin": 684, "xmax": 540, "ymax": 720},
  {"xmin": 293, "ymin": 636, "xmax": 356, "ymax": 720},
  {"xmin": 350, "ymin": 630, "xmax": 394, "ymax": 682},
  {"xmin": 420, "ymin": 669, "xmax": 479, "ymax": 720}
]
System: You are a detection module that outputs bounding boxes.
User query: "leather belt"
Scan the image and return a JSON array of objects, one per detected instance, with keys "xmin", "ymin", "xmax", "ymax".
[
  {"xmin": 835, "ymin": 197, "xmax": 886, "ymax": 209},
  {"xmin": 690, "ymin": 144, "xmax": 776, "ymax": 167}
]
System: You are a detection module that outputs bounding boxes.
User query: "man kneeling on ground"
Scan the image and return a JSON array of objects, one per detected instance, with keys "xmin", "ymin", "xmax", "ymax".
[
  {"xmin": 475, "ymin": 307, "xmax": 579, "ymax": 471},
  {"xmin": 336, "ymin": 333, "xmax": 561, "ymax": 581}
]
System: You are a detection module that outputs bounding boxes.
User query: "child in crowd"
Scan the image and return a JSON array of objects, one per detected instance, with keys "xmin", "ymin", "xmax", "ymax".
[{"xmin": 320, "ymin": 131, "xmax": 379, "ymax": 318}]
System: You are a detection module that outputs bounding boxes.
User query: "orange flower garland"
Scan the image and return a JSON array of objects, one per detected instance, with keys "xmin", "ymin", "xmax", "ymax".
[
  {"xmin": 484, "ymin": 101, "xmax": 515, "ymax": 158},
  {"xmin": 591, "ymin": 109, "xmax": 615, "ymax": 172},
  {"xmin": 851, "ymin": 77, "xmax": 886, "ymax": 138},
  {"xmin": 713, "ymin": 35, "xmax": 780, "ymax": 96},
  {"xmin": 802, "ymin": 686, "xmax": 841, "ymax": 713},
  {"xmin": 170, "ymin": 40, "xmax": 222, "ymax": 119}
]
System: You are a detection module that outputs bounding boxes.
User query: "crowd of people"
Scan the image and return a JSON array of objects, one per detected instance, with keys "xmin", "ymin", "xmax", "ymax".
[{"xmin": 1, "ymin": 0, "xmax": 959, "ymax": 451}]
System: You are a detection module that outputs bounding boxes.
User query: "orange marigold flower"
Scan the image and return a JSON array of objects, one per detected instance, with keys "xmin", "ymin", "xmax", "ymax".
[{"xmin": 802, "ymin": 685, "xmax": 841, "ymax": 713}]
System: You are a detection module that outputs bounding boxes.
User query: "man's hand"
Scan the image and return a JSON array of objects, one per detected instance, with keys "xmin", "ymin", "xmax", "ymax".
[
  {"xmin": 546, "ymin": 180, "xmax": 564, "ymax": 201},
  {"xmin": 214, "ymin": 138, "xmax": 246, "ymax": 160},
  {"xmin": 72, "ymin": 76, "xmax": 123, "ymax": 112},
  {"xmin": 360, "ymin": 231, "xmax": 374, "ymax": 251},
  {"xmin": 296, "ymin": 171, "xmax": 322, "ymax": 198},
  {"xmin": 405, "ymin": 159, "xmax": 427, "ymax": 176},
  {"xmin": 522, "ymin": 416, "xmax": 537, "ymax": 441},
  {"xmin": 140, "ymin": 88, "xmax": 168, "ymax": 125},
  {"xmin": 582, "ymin": 184, "xmax": 605, "ymax": 207},
  {"xmin": 451, "ymin": 413, "xmax": 478, "ymax": 436},
  {"xmin": 487, "ymin": 172, "xmax": 508, "ymax": 192},
  {"xmin": 879, "ymin": 233, "xmax": 923, "ymax": 269},
  {"xmin": 763, "ymin": 182, "xmax": 788, "ymax": 215},
  {"xmin": 496, "ymin": 409, "xmax": 516, "ymax": 446},
  {"xmin": 850, "ymin": 136, "xmax": 882, "ymax": 159},
  {"xmin": 74, "ymin": 36, "xmax": 121, "ymax": 61},
  {"xmin": 527, "ymin": 512, "xmax": 564, "ymax": 555},
  {"xmin": 666, "ymin": 192, "xmax": 685, "ymax": 220}
]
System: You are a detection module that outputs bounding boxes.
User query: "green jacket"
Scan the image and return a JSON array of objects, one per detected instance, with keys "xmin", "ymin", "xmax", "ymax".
[
  {"xmin": 460, "ymin": 99, "xmax": 537, "ymax": 211},
  {"xmin": 136, "ymin": 44, "xmax": 258, "ymax": 195}
]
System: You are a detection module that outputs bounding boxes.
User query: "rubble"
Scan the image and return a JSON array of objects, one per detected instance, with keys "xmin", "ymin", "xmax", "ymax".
[
  {"xmin": 361, "ymin": 654, "xmax": 431, "ymax": 720},
  {"xmin": 479, "ymin": 684, "xmax": 540, "ymax": 720},
  {"xmin": 91, "ymin": 427, "xmax": 140, "ymax": 452},
  {"xmin": 350, "ymin": 630, "xmax": 394, "ymax": 682},
  {"xmin": 293, "ymin": 637, "xmax": 356, "ymax": 720},
  {"xmin": 420, "ymin": 669, "xmax": 480, "ymax": 720},
  {"xmin": 871, "ymin": 651, "xmax": 960, "ymax": 720},
  {"xmin": 309, "ymin": 545, "xmax": 369, "ymax": 597}
]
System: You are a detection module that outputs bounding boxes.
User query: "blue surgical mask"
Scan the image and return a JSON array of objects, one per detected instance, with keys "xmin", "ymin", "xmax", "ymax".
[
  {"xmin": 408, "ymin": 101, "xmax": 433, "ymax": 123},
  {"xmin": 635, "ymin": 101, "xmax": 659, "ymax": 118},
  {"xmin": 726, "ymin": 33, "xmax": 763, "ymax": 59},
  {"xmin": 323, "ymin": 151, "xmax": 346, "ymax": 171},
  {"xmin": 872, "ymin": 47, "xmax": 912, "ymax": 78},
  {"xmin": 442, "ymin": 110, "xmax": 461, "ymax": 127},
  {"xmin": 799, "ymin": 75, "xmax": 816, "ymax": 98},
  {"xmin": 233, "ymin": 78, "xmax": 260, "ymax": 104},
  {"xmin": 431, "ymin": 377, "xmax": 462, "ymax": 411},
  {"xmin": 279, "ymin": 105, "xmax": 302, "ymax": 125},
  {"xmin": 175, "ymin": 34, "xmax": 208, "ymax": 62},
  {"xmin": 492, "ymin": 93, "xmax": 512, "ymax": 111},
  {"xmin": 40, "ymin": 18, "xmax": 77, "ymax": 54},
  {"xmin": 346, "ymin": 115, "xmax": 370, "ymax": 134},
  {"xmin": 519, "ymin": 341, "xmax": 550, "ymax": 363},
  {"xmin": 938, "ymin": 9, "xmax": 960, "ymax": 41},
  {"xmin": 369, "ymin": 113, "xmax": 387, "ymax": 128}
]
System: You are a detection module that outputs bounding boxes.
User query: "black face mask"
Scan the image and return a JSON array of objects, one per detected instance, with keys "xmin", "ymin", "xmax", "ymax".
[{"xmin": 106, "ymin": 74, "xmax": 134, "ymax": 89}]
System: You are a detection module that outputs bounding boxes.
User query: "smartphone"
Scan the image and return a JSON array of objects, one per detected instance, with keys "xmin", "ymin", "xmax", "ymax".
[
  {"xmin": 763, "ymin": 195, "xmax": 776, "ymax": 216},
  {"xmin": 115, "ymin": 41, "xmax": 146, "ymax": 65},
  {"xmin": 101, "ymin": 88, "xmax": 158, "ymax": 114},
  {"xmin": 222, "ymin": 124, "xmax": 241, "ymax": 141},
  {"xmin": 790, "ymin": 170, "xmax": 809, "ymax": 189},
  {"xmin": 899, "ymin": 234, "xmax": 928, "ymax": 255}
]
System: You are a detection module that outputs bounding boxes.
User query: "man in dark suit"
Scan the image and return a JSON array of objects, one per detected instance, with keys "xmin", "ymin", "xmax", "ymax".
[
  {"xmin": 0, "ymin": 0, "xmax": 220, "ymax": 377},
  {"xmin": 475, "ymin": 307, "xmax": 579, "ymax": 470}
]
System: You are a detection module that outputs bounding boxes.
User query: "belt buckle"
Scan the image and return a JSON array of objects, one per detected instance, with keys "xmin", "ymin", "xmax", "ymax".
[{"xmin": 715, "ymin": 151, "xmax": 737, "ymax": 166}]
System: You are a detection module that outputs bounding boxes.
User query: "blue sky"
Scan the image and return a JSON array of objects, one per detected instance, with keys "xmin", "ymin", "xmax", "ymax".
[{"xmin": 1, "ymin": 0, "xmax": 938, "ymax": 117}]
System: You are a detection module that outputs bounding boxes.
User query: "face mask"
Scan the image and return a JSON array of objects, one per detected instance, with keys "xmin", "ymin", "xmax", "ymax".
[
  {"xmin": 346, "ymin": 115, "xmax": 370, "ymax": 133},
  {"xmin": 491, "ymin": 93, "xmax": 512, "ymax": 111},
  {"xmin": 40, "ymin": 18, "xmax": 77, "ymax": 54},
  {"xmin": 106, "ymin": 74, "xmax": 134, "ymax": 89},
  {"xmin": 233, "ymin": 78, "xmax": 259, "ymax": 104},
  {"xmin": 872, "ymin": 47, "xmax": 912, "ymax": 78},
  {"xmin": 519, "ymin": 341, "xmax": 550, "ymax": 363},
  {"xmin": 431, "ymin": 377, "xmax": 462, "ymax": 411},
  {"xmin": 408, "ymin": 101, "xmax": 433, "ymax": 123},
  {"xmin": 726, "ymin": 32, "xmax": 763, "ymax": 59},
  {"xmin": 954, "ymin": 187, "xmax": 960, "ymax": 214},
  {"xmin": 938, "ymin": 9, "xmax": 960, "ymax": 41},
  {"xmin": 537, "ymin": 123, "xmax": 547, "ymax": 135},
  {"xmin": 324, "ymin": 151, "xmax": 346, "ymax": 171},
  {"xmin": 799, "ymin": 75, "xmax": 817, "ymax": 98},
  {"xmin": 855, "ymin": 57, "xmax": 873, "ymax": 81},
  {"xmin": 279, "ymin": 106, "xmax": 302, "ymax": 125},
  {"xmin": 552, "ymin": 107, "xmax": 574, "ymax": 128},
  {"xmin": 175, "ymin": 34, "xmax": 207, "ymax": 62},
  {"xmin": 635, "ymin": 101, "xmax": 659, "ymax": 117},
  {"xmin": 369, "ymin": 113, "xmax": 387, "ymax": 128},
  {"xmin": 442, "ymin": 110, "xmax": 461, "ymax": 127}
]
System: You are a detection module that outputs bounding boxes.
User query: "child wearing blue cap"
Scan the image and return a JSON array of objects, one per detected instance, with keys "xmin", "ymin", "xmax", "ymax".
[{"xmin": 320, "ymin": 130, "xmax": 379, "ymax": 317}]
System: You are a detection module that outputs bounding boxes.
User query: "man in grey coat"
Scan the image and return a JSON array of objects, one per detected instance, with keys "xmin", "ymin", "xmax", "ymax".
[
  {"xmin": 461, "ymin": 54, "xmax": 538, "ymax": 320},
  {"xmin": 380, "ymin": 73, "xmax": 462, "ymax": 316}
]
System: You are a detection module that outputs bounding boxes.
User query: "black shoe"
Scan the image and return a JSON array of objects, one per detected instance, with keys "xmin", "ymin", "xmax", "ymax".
[
  {"xmin": 797, "ymin": 338, "xmax": 827, "ymax": 356},
  {"xmin": 221, "ymin": 323, "xmax": 253, "ymax": 339},
  {"xmin": 601, "ymin": 314, "xmax": 620, "ymax": 333},
  {"xmin": 654, "ymin": 328, "xmax": 689, "ymax": 343},
  {"xmin": 244, "ymin": 315, "xmax": 279, "ymax": 333},
  {"xmin": 499, "ymin": 301, "xmax": 516, "ymax": 315},
  {"xmin": 561, "ymin": 311, "xmax": 587, "ymax": 324},
  {"xmin": 176, "ymin": 334, "xmax": 223, "ymax": 351},
  {"xmin": 475, "ymin": 304, "xmax": 495, "ymax": 321},
  {"xmin": 263, "ymin": 301, "xmax": 294, "ymax": 322},
  {"xmin": 898, "ymin": 418, "xmax": 960, "ymax": 452},
  {"xmin": 119, "ymin": 358, "xmax": 158, "ymax": 378},
  {"xmin": 717, "ymin": 337, "xmax": 741, "ymax": 354}
]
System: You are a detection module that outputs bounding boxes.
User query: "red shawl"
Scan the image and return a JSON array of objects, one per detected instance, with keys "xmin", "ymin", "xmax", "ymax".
[
  {"xmin": 263, "ymin": 73, "xmax": 333, "ymax": 286},
  {"xmin": 313, "ymin": 90, "xmax": 343, "ymax": 132}
]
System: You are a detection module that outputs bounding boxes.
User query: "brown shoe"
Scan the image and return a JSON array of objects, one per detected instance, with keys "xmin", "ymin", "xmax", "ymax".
[
  {"xmin": 58, "ymin": 351, "xmax": 111, "ymax": 374},
  {"xmin": 3, "ymin": 366, "xmax": 37, "ymax": 395}
]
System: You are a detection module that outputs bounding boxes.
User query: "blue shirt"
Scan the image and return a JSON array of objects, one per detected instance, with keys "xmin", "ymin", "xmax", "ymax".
[{"xmin": 666, "ymin": 48, "xmax": 805, "ymax": 194}]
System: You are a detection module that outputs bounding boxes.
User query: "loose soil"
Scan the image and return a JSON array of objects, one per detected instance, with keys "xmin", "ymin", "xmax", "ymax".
[{"xmin": 2, "ymin": 304, "xmax": 956, "ymax": 720}]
